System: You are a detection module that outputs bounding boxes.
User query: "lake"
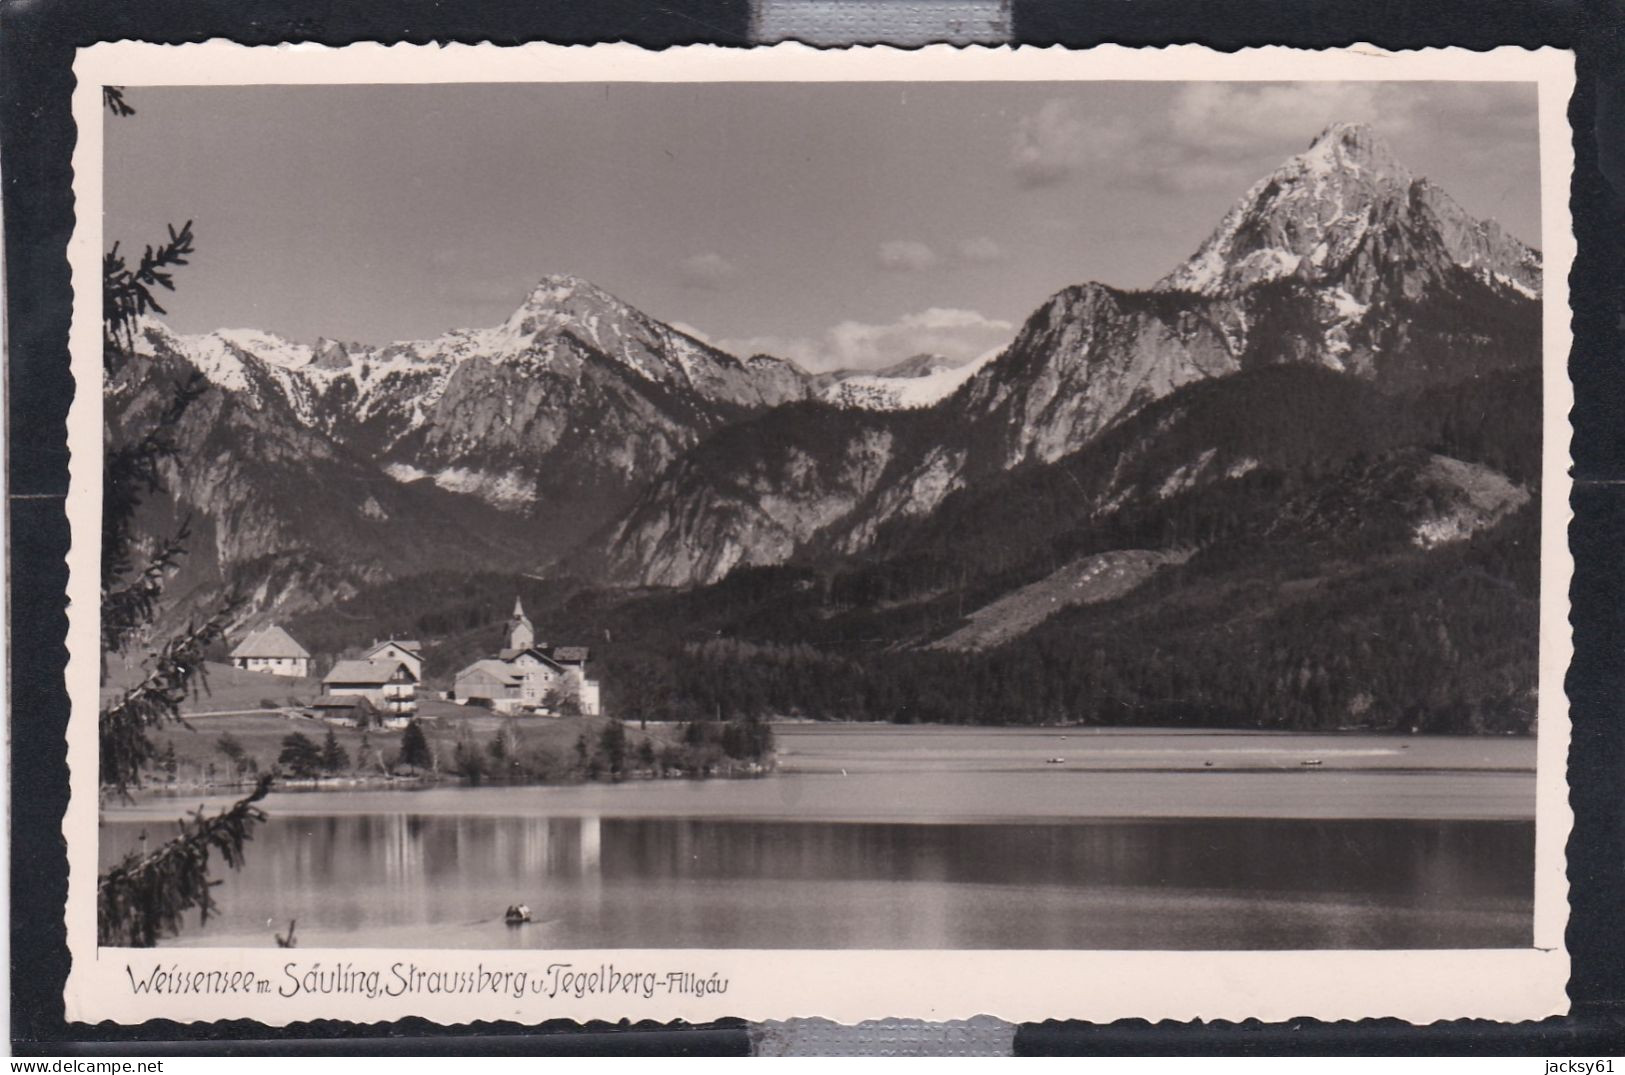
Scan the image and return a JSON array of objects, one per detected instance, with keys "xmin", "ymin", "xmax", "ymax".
[{"xmin": 101, "ymin": 725, "xmax": 1537, "ymax": 949}]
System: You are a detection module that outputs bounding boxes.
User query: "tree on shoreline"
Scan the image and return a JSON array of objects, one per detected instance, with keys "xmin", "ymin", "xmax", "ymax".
[
  {"xmin": 321, "ymin": 727, "xmax": 351, "ymax": 774},
  {"xmin": 399, "ymin": 719, "xmax": 433, "ymax": 770},
  {"xmin": 278, "ymin": 733, "xmax": 322, "ymax": 779}
]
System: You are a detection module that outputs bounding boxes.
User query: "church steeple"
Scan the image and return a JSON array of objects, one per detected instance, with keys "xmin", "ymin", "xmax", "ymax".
[{"xmin": 508, "ymin": 595, "xmax": 535, "ymax": 651}]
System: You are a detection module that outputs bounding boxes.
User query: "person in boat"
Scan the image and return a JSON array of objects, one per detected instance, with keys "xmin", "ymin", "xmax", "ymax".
[{"xmin": 505, "ymin": 903, "xmax": 532, "ymax": 925}]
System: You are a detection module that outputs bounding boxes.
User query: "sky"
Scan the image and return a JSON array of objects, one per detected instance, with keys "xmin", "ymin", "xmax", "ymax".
[{"xmin": 105, "ymin": 80, "xmax": 1541, "ymax": 372}]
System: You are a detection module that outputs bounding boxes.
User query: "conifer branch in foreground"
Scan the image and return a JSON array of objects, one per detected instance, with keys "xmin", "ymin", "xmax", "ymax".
[
  {"xmin": 97, "ymin": 776, "xmax": 272, "ymax": 947},
  {"xmin": 99, "ymin": 598, "xmax": 243, "ymax": 797}
]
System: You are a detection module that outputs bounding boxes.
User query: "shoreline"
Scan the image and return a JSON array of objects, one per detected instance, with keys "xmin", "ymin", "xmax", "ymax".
[
  {"xmin": 104, "ymin": 725, "xmax": 1538, "ymax": 825},
  {"xmin": 102, "ymin": 768, "xmax": 1536, "ymax": 824}
]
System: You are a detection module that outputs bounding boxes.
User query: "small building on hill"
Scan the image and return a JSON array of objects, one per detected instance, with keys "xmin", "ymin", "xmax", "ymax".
[
  {"xmin": 321, "ymin": 659, "xmax": 417, "ymax": 724},
  {"xmin": 364, "ymin": 639, "xmax": 424, "ymax": 680},
  {"xmin": 452, "ymin": 659, "xmax": 529, "ymax": 713},
  {"xmin": 307, "ymin": 693, "xmax": 377, "ymax": 723},
  {"xmin": 451, "ymin": 597, "xmax": 601, "ymax": 716},
  {"xmin": 229, "ymin": 625, "xmax": 311, "ymax": 678}
]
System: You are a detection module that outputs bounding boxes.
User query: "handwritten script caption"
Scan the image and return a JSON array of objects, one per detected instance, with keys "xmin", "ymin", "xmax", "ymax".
[{"xmin": 126, "ymin": 961, "xmax": 729, "ymax": 1003}]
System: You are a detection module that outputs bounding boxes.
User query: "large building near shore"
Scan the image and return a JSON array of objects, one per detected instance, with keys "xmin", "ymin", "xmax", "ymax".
[
  {"xmin": 451, "ymin": 597, "xmax": 601, "ymax": 716},
  {"xmin": 315, "ymin": 658, "xmax": 419, "ymax": 725}
]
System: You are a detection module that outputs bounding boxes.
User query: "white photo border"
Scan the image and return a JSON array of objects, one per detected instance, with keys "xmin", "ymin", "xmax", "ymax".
[{"xmin": 65, "ymin": 41, "xmax": 1577, "ymax": 1026}]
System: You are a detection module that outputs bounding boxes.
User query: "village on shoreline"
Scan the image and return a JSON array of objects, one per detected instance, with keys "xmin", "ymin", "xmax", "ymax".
[
  {"xmin": 111, "ymin": 596, "xmax": 775, "ymax": 795},
  {"xmin": 228, "ymin": 596, "xmax": 600, "ymax": 726}
]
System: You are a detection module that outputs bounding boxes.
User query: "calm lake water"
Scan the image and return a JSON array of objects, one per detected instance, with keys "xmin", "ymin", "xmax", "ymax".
[{"xmin": 102, "ymin": 725, "xmax": 1537, "ymax": 949}]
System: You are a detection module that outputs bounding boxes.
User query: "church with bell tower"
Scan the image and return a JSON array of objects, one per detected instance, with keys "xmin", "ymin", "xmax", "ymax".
[
  {"xmin": 507, "ymin": 596, "xmax": 536, "ymax": 651},
  {"xmin": 451, "ymin": 594, "xmax": 602, "ymax": 716}
]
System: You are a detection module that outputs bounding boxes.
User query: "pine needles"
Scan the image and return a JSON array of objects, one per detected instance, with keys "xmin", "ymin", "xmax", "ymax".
[{"xmin": 96, "ymin": 776, "xmax": 272, "ymax": 947}]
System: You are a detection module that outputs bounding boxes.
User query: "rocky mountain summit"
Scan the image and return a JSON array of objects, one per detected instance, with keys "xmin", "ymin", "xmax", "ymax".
[
  {"xmin": 114, "ymin": 274, "xmax": 819, "ymax": 618},
  {"xmin": 135, "ymin": 273, "xmax": 810, "ymax": 497},
  {"xmin": 147, "ymin": 273, "xmax": 820, "ymax": 493},
  {"xmin": 590, "ymin": 122, "xmax": 1543, "ymax": 587},
  {"xmin": 968, "ymin": 123, "xmax": 1541, "ymax": 469},
  {"xmin": 1157, "ymin": 122, "xmax": 1541, "ymax": 299}
]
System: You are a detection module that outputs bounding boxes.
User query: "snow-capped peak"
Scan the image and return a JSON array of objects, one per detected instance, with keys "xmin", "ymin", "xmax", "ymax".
[
  {"xmin": 481, "ymin": 274, "xmax": 807, "ymax": 407},
  {"xmin": 1299, "ymin": 121, "xmax": 1410, "ymax": 183},
  {"xmin": 207, "ymin": 327, "xmax": 315, "ymax": 370},
  {"xmin": 498, "ymin": 273, "xmax": 659, "ymax": 361},
  {"xmin": 134, "ymin": 270, "xmax": 812, "ymax": 464},
  {"xmin": 1155, "ymin": 120, "xmax": 1537, "ymax": 300},
  {"xmin": 517, "ymin": 272, "xmax": 615, "ymax": 313}
]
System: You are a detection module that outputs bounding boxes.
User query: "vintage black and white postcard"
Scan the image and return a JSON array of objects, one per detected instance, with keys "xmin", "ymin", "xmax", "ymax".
[{"xmin": 66, "ymin": 41, "xmax": 1575, "ymax": 1024}]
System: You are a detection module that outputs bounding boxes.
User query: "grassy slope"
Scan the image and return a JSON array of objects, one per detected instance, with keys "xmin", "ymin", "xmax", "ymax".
[
  {"xmin": 102, "ymin": 660, "xmax": 322, "ymax": 715},
  {"xmin": 930, "ymin": 549, "xmax": 1193, "ymax": 652}
]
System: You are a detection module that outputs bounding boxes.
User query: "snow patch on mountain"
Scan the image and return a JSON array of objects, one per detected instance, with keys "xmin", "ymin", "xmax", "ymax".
[
  {"xmin": 384, "ymin": 462, "xmax": 429, "ymax": 483},
  {"xmin": 209, "ymin": 328, "xmax": 315, "ymax": 368},
  {"xmin": 821, "ymin": 350, "xmax": 996, "ymax": 410},
  {"xmin": 1157, "ymin": 448, "xmax": 1218, "ymax": 499},
  {"xmin": 1480, "ymin": 268, "xmax": 1540, "ymax": 300},
  {"xmin": 1327, "ymin": 289, "xmax": 1369, "ymax": 321},
  {"xmin": 1411, "ymin": 455, "xmax": 1530, "ymax": 548},
  {"xmin": 176, "ymin": 334, "xmax": 254, "ymax": 393},
  {"xmin": 431, "ymin": 466, "xmax": 538, "ymax": 508}
]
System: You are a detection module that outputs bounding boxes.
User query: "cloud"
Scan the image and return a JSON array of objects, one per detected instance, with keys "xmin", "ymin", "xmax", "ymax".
[
  {"xmin": 1007, "ymin": 83, "xmax": 1539, "ymax": 200},
  {"xmin": 1008, "ymin": 95, "xmax": 1242, "ymax": 194},
  {"xmin": 1156, "ymin": 82, "xmax": 1540, "ymax": 200},
  {"xmin": 716, "ymin": 307, "xmax": 1015, "ymax": 373},
  {"xmin": 669, "ymin": 321, "xmax": 712, "ymax": 343},
  {"xmin": 1011, "ymin": 99, "xmax": 1092, "ymax": 187},
  {"xmin": 1168, "ymin": 83, "xmax": 1395, "ymax": 153},
  {"xmin": 876, "ymin": 236, "xmax": 1005, "ymax": 271},
  {"xmin": 956, "ymin": 236, "xmax": 1007, "ymax": 264},
  {"xmin": 1009, "ymin": 99, "xmax": 1156, "ymax": 190},
  {"xmin": 676, "ymin": 252, "xmax": 738, "ymax": 290},
  {"xmin": 876, "ymin": 240, "xmax": 940, "ymax": 272}
]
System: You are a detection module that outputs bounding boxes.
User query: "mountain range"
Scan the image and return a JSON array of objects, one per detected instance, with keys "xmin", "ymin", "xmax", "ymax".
[
  {"xmin": 586, "ymin": 121, "xmax": 1540, "ymax": 587},
  {"xmin": 111, "ymin": 122, "xmax": 1545, "ymax": 733}
]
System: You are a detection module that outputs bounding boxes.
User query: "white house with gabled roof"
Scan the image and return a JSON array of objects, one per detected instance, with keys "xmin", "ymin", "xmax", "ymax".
[
  {"xmin": 364, "ymin": 638, "xmax": 423, "ymax": 680},
  {"xmin": 229, "ymin": 624, "xmax": 311, "ymax": 678}
]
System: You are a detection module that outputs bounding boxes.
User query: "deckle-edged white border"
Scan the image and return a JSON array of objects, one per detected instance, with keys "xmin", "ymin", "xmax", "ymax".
[{"xmin": 63, "ymin": 40, "xmax": 1576, "ymax": 1026}]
